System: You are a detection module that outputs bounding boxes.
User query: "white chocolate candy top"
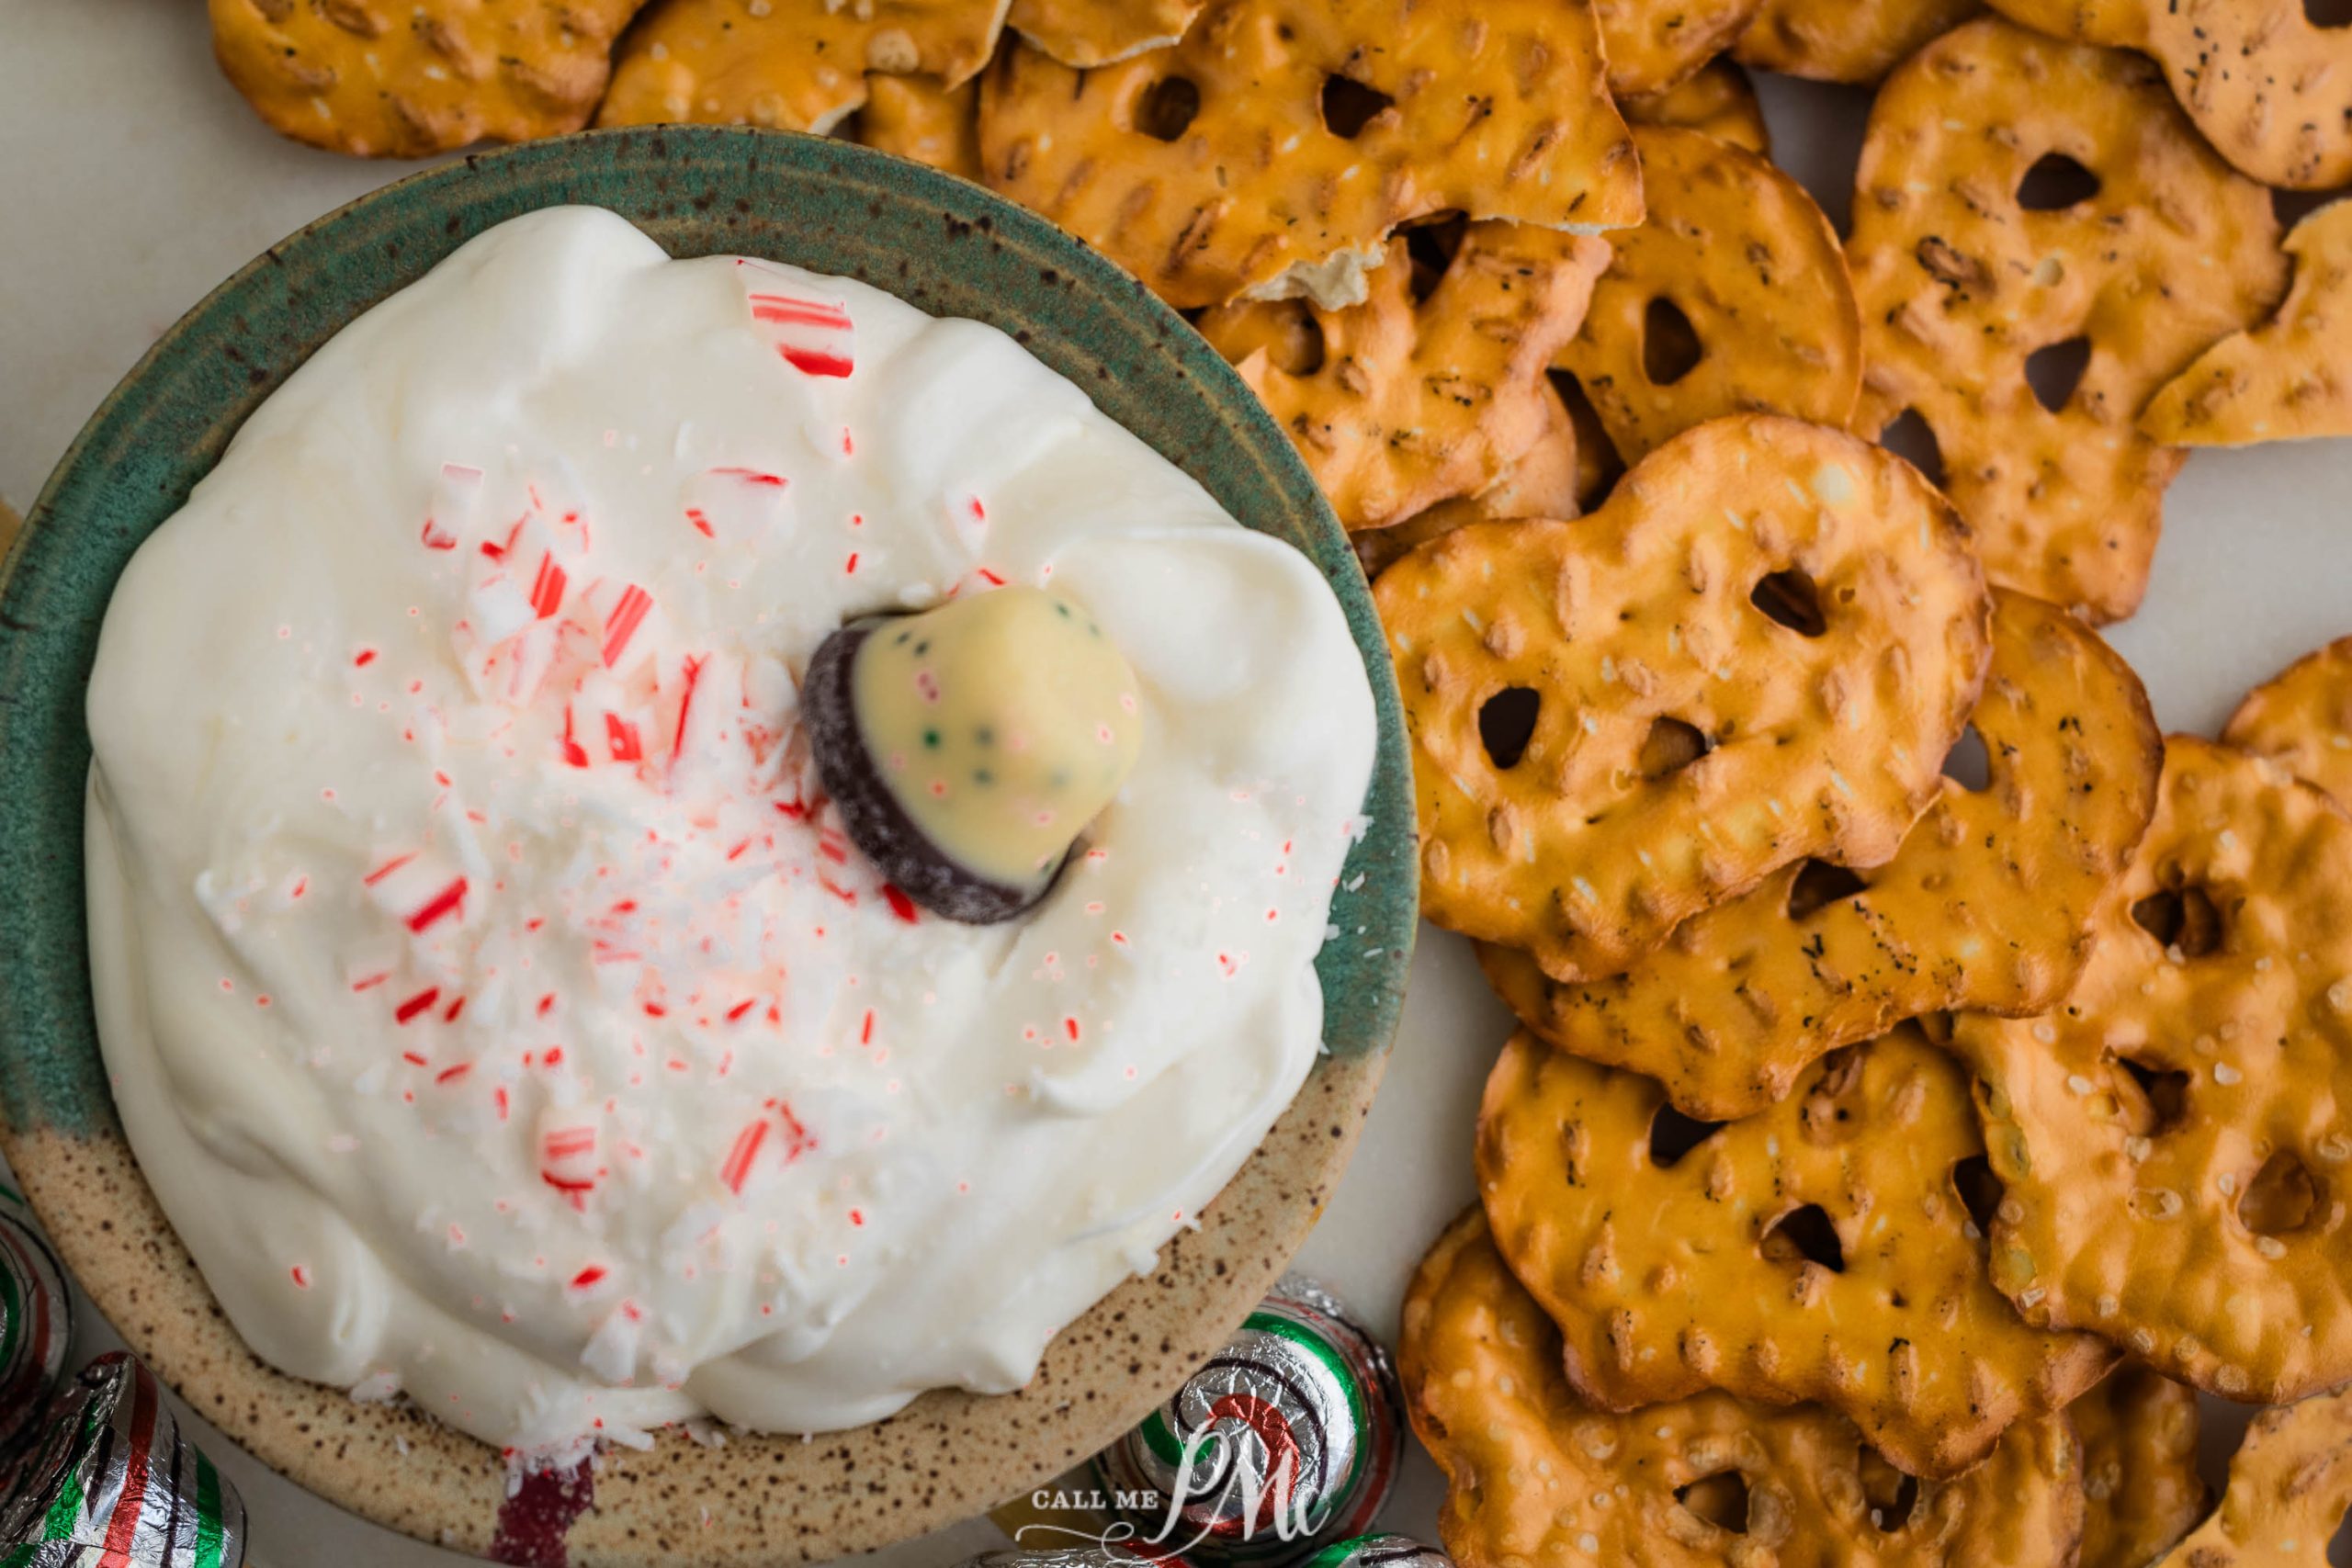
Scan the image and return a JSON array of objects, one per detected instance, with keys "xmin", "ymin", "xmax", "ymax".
[
  {"xmin": 82, "ymin": 209, "xmax": 1378, "ymax": 1451},
  {"xmin": 854, "ymin": 586, "xmax": 1143, "ymax": 891}
]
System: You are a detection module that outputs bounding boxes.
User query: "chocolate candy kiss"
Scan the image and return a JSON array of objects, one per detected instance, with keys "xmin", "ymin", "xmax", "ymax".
[{"xmin": 804, "ymin": 586, "xmax": 1142, "ymax": 923}]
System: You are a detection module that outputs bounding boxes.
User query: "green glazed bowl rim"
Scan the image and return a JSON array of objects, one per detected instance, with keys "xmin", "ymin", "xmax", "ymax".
[{"xmin": 0, "ymin": 127, "xmax": 1415, "ymax": 1562}]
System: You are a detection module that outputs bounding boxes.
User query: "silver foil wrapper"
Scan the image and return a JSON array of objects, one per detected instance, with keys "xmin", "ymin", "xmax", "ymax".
[
  {"xmin": 0, "ymin": 1197, "xmax": 71, "ymax": 1454},
  {"xmin": 1, "ymin": 1352, "xmax": 247, "ymax": 1567},
  {"xmin": 1091, "ymin": 1273, "xmax": 1403, "ymax": 1566}
]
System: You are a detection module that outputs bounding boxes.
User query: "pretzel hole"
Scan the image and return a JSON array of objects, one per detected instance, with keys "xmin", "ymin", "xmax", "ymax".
[
  {"xmin": 1641, "ymin": 298, "xmax": 1704, "ymax": 387},
  {"xmin": 1479, "ymin": 688, "xmax": 1542, "ymax": 771},
  {"xmin": 2111, "ymin": 1053, "xmax": 2193, "ymax": 1136},
  {"xmin": 1638, "ymin": 716, "xmax": 1712, "ymax": 781},
  {"xmin": 2131, "ymin": 885, "xmax": 2223, "ymax": 958},
  {"xmin": 1320, "ymin": 74, "xmax": 1395, "ymax": 139},
  {"xmin": 1785, "ymin": 860, "xmax": 1866, "ymax": 920},
  {"xmin": 1135, "ymin": 76, "xmax": 1202, "ymax": 141},
  {"xmin": 1759, "ymin": 1203, "xmax": 1845, "ymax": 1272},
  {"xmin": 1878, "ymin": 408, "xmax": 1946, "ymax": 489},
  {"xmin": 1749, "ymin": 569, "xmax": 1826, "ymax": 638},
  {"xmin": 1860, "ymin": 1449, "xmax": 1920, "ymax": 1530},
  {"xmin": 1649, "ymin": 1104, "xmax": 1725, "ymax": 1168},
  {"xmin": 1952, "ymin": 1154, "xmax": 2003, "ymax": 1236},
  {"xmin": 1259, "ymin": 301, "xmax": 1327, "ymax": 376},
  {"xmin": 2307, "ymin": 0, "xmax": 2352, "ymax": 28},
  {"xmin": 2241, "ymin": 1151, "xmax": 2320, "ymax": 1236},
  {"xmin": 1549, "ymin": 370, "xmax": 1627, "ymax": 506},
  {"xmin": 2027, "ymin": 336, "xmax": 2092, "ymax": 413},
  {"xmin": 1939, "ymin": 726, "xmax": 1991, "ymax": 792},
  {"xmin": 1405, "ymin": 214, "xmax": 1468, "ymax": 303},
  {"xmin": 2016, "ymin": 152, "xmax": 2101, "ymax": 211},
  {"xmin": 1673, "ymin": 1471, "xmax": 1749, "ymax": 1532}
]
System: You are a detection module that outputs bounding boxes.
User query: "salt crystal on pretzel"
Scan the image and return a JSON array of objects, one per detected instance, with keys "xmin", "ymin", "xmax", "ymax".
[
  {"xmin": 597, "ymin": 0, "xmax": 1008, "ymax": 135},
  {"xmin": 1589, "ymin": 0, "xmax": 1765, "ymax": 96},
  {"xmin": 1618, "ymin": 58, "xmax": 1770, "ymax": 154},
  {"xmin": 1005, "ymin": 0, "xmax": 1204, "ymax": 65},
  {"xmin": 208, "ymin": 0, "xmax": 649, "ymax": 157},
  {"xmin": 1954, "ymin": 735, "xmax": 2352, "ymax": 1404},
  {"xmin": 1477, "ymin": 1024, "xmax": 2115, "ymax": 1478},
  {"xmin": 1989, "ymin": 0, "xmax": 2352, "ymax": 188},
  {"xmin": 1846, "ymin": 17, "xmax": 2285, "ymax": 625},
  {"xmin": 1353, "ymin": 384, "xmax": 1582, "ymax": 580},
  {"xmin": 2222, "ymin": 636, "xmax": 2352, "ymax": 812},
  {"xmin": 2144, "ymin": 202, "xmax": 2352, "ymax": 449},
  {"xmin": 977, "ymin": 0, "xmax": 1643, "ymax": 311},
  {"xmin": 1554, "ymin": 126, "xmax": 1860, "ymax": 476},
  {"xmin": 854, "ymin": 75, "xmax": 982, "ymax": 179},
  {"xmin": 1482, "ymin": 589, "xmax": 2161, "ymax": 1120},
  {"xmin": 1197, "ymin": 222, "xmax": 1611, "ymax": 533},
  {"xmin": 1735, "ymin": 0, "xmax": 1984, "ymax": 84},
  {"xmin": 2147, "ymin": 1386, "xmax": 2352, "ymax": 1566},
  {"xmin": 1400, "ymin": 1207, "xmax": 2089, "ymax": 1565},
  {"xmin": 1375, "ymin": 414, "xmax": 1990, "ymax": 984},
  {"xmin": 2074, "ymin": 1366, "xmax": 2207, "ymax": 1568}
]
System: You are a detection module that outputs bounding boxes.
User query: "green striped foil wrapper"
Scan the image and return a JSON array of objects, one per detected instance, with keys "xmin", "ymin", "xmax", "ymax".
[
  {"xmin": 1290, "ymin": 1535, "xmax": 1448, "ymax": 1568},
  {"xmin": 1091, "ymin": 1275, "xmax": 1402, "ymax": 1568},
  {"xmin": 1, "ymin": 1352, "xmax": 246, "ymax": 1567},
  {"xmin": 0, "ymin": 1204, "xmax": 71, "ymax": 1455}
]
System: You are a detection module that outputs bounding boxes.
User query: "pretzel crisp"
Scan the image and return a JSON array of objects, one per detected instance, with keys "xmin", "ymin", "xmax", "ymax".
[
  {"xmin": 1354, "ymin": 386, "xmax": 1582, "ymax": 579},
  {"xmin": 1555, "ymin": 126, "xmax": 1860, "ymax": 475},
  {"xmin": 208, "ymin": 0, "xmax": 647, "ymax": 156},
  {"xmin": 976, "ymin": 0, "xmax": 1644, "ymax": 310},
  {"xmin": 1846, "ymin": 17, "xmax": 2285, "ymax": 625},
  {"xmin": 2150, "ymin": 1388, "xmax": 2352, "ymax": 1566},
  {"xmin": 1478, "ymin": 1024, "xmax": 2115, "ymax": 1477},
  {"xmin": 1198, "ymin": 224, "xmax": 1610, "ymax": 533},
  {"xmin": 2144, "ymin": 203, "xmax": 2352, "ymax": 449},
  {"xmin": 1954, "ymin": 736, "xmax": 2352, "ymax": 1404},
  {"xmin": 2222, "ymin": 638, "xmax": 2352, "ymax": 812},
  {"xmin": 2075, "ymin": 1366, "xmax": 2208, "ymax": 1568},
  {"xmin": 598, "ymin": 0, "xmax": 1006, "ymax": 133},
  {"xmin": 1005, "ymin": 0, "xmax": 1202, "ymax": 65},
  {"xmin": 1403, "ymin": 1207, "xmax": 2090, "ymax": 1566},
  {"xmin": 1989, "ymin": 0, "xmax": 2352, "ymax": 188},
  {"xmin": 1620, "ymin": 58, "xmax": 1770, "ymax": 155},
  {"xmin": 1591, "ymin": 0, "xmax": 1766, "ymax": 97},
  {"xmin": 1375, "ymin": 414, "xmax": 1990, "ymax": 984},
  {"xmin": 1734, "ymin": 0, "xmax": 1982, "ymax": 84},
  {"xmin": 855, "ymin": 74, "xmax": 980, "ymax": 178},
  {"xmin": 1482, "ymin": 589, "xmax": 2160, "ymax": 1120}
]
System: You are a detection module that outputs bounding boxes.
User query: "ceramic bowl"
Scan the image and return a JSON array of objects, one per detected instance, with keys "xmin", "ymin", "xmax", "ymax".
[{"xmin": 0, "ymin": 129, "xmax": 1414, "ymax": 1564}]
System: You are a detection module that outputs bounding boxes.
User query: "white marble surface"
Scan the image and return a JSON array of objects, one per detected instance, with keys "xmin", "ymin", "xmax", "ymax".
[{"xmin": 6, "ymin": 0, "xmax": 2352, "ymax": 1562}]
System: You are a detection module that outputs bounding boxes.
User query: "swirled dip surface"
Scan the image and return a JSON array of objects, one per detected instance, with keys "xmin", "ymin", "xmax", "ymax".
[{"xmin": 85, "ymin": 208, "xmax": 1376, "ymax": 1449}]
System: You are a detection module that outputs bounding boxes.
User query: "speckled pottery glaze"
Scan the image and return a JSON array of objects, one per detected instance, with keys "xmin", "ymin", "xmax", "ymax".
[{"xmin": 0, "ymin": 130, "xmax": 1414, "ymax": 1566}]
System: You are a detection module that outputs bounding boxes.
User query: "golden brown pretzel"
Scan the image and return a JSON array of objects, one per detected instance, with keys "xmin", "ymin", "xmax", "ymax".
[
  {"xmin": 209, "ymin": 0, "xmax": 648, "ymax": 157},
  {"xmin": 1555, "ymin": 125, "xmax": 1861, "ymax": 476},
  {"xmin": 2074, "ymin": 1365, "xmax": 2208, "ymax": 1568},
  {"xmin": 2145, "ymin": 202, "xmax": 2352, "ymax": 450},
  {"xmin": 976, "ymin": 0, "xmax": 1644, "ymax": 310},
  {"xmin": 1845, "ymin": 17, "xmax": 2285, "ymax": 625},
  {"xmin": 1401, "ymin": 1206, "xmax": 2088, "ymax": 1565},
  {"xmin": 1478, "ymin": 1024, "xmax": 2115, "ymax": 1477},
  {"xmin": 1955, "ymin": 736, "xmax": 2352, "ymax": 1404},
  {"xmin": 1374, "ymin": 414, "xmax": 1990, "ymax": 984},
  {"xmin": 1199, "ymin": 223, "xmax": 1610, "ymax": 534},
  {"xmin": 598, "ymin": 0, "xmax": 1005, "ymax": 132},
  {"xmin": 2222, "ymin": 636, "xmax": 2352, "ymax": 812},
  {"xmin": 1590, "ymin": 0, "xmax": 1766, "ymax": 97},
  {"xmin": 1619, "ymin": 58, "xmax": 1770, "ymax": 154},
  {"xmin": 2149, "ymin": 1388, "xmax": 2352, "ymax": 1566},
  {"xmin": 1735, "ymin": 0, "xmax": 1982, "ymax": 84},
  {"xmin": 1482, "ymin": 588, "xmax": 2160, "ymax": 1119}
]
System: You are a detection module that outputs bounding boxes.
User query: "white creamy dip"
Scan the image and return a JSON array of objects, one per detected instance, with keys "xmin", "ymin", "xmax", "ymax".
[{"xmin": 84, "ymin": 208, "xmax": 1376, "ymax": 1450}]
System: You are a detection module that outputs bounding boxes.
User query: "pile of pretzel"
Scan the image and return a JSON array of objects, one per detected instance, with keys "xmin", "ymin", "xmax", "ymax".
[{"xmin": 205, "ymin": 0, "xmax": 2352, "ymax": 1560}]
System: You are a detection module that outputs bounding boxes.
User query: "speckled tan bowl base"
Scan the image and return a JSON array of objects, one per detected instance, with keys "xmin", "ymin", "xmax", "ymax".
[{"xmin": 2, "ymin": 1050, "xmax": 1383, "ymax": 1563}]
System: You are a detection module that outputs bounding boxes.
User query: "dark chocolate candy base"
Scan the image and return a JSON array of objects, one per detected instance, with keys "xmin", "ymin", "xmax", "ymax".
[{"xmin": 802, "ymin": 621, "xmax": 1065, "ymax": 924}]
